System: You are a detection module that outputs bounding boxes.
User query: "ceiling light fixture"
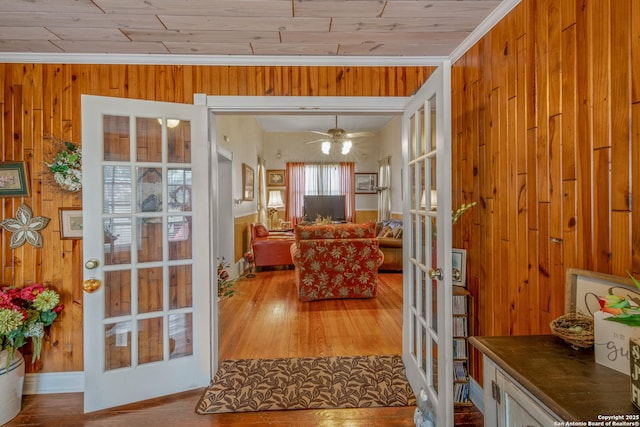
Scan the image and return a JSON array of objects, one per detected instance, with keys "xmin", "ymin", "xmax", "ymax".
[
  {"xmin": 321, "ymin": 141, "xmax": 331, "ymax": 155},
  {"xmin": 157, "ymin": 118, "xmax": 180, "ymax": 128},
  {"xmin": 341, "ymin": 140, "xmax": 352, "ymax": 155}
]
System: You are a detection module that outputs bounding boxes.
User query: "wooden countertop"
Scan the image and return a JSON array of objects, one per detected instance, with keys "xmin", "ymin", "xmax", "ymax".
[{"xmin": 470, "ymin": 335, "xmax": 640, "ymax": 422}]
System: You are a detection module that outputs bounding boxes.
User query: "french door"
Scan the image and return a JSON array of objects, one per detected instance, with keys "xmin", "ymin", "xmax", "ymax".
[
  {"xmin": 81, "ymin": 95, "xmax": 211, "ymax": 412},
  {"xmin": 402, "ymin": 62, "xmax": 453, "ymax": 425}
]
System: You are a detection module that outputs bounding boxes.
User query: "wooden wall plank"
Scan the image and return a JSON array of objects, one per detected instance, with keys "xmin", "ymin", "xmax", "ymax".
[
  {"xmin": 0, "ymin": 64, "xmax": 432, "ymax": 373},
  {"xmin": 452, "ymin": 0, "xmax": 640, "ymax": 381}
]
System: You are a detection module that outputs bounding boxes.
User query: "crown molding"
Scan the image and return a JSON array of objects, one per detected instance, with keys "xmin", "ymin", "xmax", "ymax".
[
  {"xmin": 449, "ymin": 0, "xmax": 522, "ymax": 64},
  {"xmin": 0, "ymin": 52, "xmax": 447, "ymax": 67}
]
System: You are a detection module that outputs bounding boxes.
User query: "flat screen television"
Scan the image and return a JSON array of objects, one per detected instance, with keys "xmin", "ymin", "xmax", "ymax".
[{"xmin": 303, "ymin": 195, "xmax": 346, "ymax": 222}]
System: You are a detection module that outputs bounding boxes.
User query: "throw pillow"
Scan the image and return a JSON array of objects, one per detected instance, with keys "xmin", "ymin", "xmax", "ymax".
[
  {"xmin": 378, "ymin": 226, "xmax": 392, "ymax": 238},
  {"xmin": 254, "ymin": 223, "xmax": 269, "ymax": 237},
  {"xmin": 392, "ymin": 227, "xmax": 403, "ymax": 239}
]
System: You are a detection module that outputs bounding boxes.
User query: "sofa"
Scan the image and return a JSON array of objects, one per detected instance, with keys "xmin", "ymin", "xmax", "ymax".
[
  {"xmin": 250, "ymin": 223, "xmax": 295, "ymax": 269},
  {"xmin": 290, "ymin": 222, "xmax": 384, "ymax": 301},
  {"xmin": 375, "ymin": 219, "xmax": 403, "ymax": 271}
]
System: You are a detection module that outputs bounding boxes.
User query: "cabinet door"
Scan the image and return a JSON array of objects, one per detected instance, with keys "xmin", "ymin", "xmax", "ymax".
[{"xmin": 496, "ymin": 370, "xmax": 560, "ymax": 427}]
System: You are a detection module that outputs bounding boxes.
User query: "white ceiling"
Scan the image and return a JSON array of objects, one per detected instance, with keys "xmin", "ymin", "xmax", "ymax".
[
  {"xmin": 0, "ymin": 0, "xmax": 508, "ymax": 57},
  {"xmin": 255, "ymin": 114, "xmax": 396, "ymax": 133}
]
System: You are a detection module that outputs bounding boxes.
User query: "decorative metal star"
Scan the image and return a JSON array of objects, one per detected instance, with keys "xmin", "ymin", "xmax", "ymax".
[{"xmin": 0, "ymin": 203, "xmax": 50, "ymax": 248}]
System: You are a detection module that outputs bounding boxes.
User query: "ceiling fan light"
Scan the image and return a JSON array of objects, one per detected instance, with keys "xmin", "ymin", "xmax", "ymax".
[
  {"xmin": 341, "ymin": 140, "xmax": 352, "ymax": 155},
  {"xmin": 321, "ymin": 141, "xmax": 331, "ymax": 155},
  {"xmin": 157, "ymin": 118, "xmax": 181, "ymax": 128}
]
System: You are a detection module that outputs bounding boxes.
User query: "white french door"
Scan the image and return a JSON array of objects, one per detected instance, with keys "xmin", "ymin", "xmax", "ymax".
[
  {"xmin": 81, "ymin": 95, "xmax": 211, "ymax": 412},
  {"xmin": 402, "ymin": 62, "xmax": 453, "ymax": 425}
]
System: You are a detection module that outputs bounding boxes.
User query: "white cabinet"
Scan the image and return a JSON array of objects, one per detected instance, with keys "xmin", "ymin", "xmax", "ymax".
[{"xmin": 483, "ymin": 357, "xmax": 561, "ymax": 427}]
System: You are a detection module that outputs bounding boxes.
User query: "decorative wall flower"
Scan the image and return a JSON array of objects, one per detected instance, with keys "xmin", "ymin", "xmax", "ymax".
[{"xmin": 0, "ymin": 204, "xmax": 50, "ymax": 248}]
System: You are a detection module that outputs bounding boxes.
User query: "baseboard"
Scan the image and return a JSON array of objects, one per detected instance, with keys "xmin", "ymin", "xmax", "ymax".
[
  {"xmin": 469, "ymin": 376, "xmax": 484, "ymax": 414},
  {"xmin": 23, "ymin": 371, "xmax": 84, "ymax": 394}
]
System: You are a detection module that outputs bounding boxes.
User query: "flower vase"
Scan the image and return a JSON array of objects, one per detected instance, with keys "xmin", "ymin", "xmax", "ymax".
[
  {"xmin": 0, "ymin": 350, "xmax": 25, "ymax": 425},
  {"xmin": 246, "ymin": 264, "xmax": 255, "ymax": 278}
]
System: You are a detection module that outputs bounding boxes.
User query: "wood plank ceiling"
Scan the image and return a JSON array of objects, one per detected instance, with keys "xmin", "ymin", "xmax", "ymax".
[{"xmin": 0, "ymin": 0, "xmax": 503, "ymax": 57}]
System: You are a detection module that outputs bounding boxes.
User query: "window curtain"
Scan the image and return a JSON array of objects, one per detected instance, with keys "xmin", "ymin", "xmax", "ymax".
[
  {"xmin": 377, "ymin": 156, "xmax": 391, "ymax": 220},
  {"xmin": 339, "ymin": 162, "xmax": 356, "ymax": 223},
  {"xmin": 257, "ymin": 157, "xmax": 268, "ymax": 224},
  {"xmin": 285, "ymin": 162, "xmax": 305, "ymax": 226}
]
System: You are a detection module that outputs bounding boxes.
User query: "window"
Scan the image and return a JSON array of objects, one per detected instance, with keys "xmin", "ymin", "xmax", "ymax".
[{"xmin": 285, "ymin": 162, "xmax": 355, "ymax": 225}]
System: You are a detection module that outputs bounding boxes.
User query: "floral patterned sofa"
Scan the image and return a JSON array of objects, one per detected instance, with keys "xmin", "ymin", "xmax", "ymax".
[{"xmin": 290, "ymin": 222, "xmax": 384, "ymax": 301}]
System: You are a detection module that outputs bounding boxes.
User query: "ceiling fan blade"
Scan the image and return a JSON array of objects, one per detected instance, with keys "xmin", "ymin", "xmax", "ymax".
[
  {"xmin": 344, "ymin": 131, "xmax": 375, "ymax": 138},
  {"xmin": 305, "ymin": 138, "xmax": 326, "ymax": 144},
  {"xmin": 308, "ymin": 131, "xmax": 331, "ymax": 136}
]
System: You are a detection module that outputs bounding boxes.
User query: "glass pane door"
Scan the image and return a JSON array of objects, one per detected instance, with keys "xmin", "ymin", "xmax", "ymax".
[
  {"xmin": 82, "ymin": 95, "xmax": 210, "ymax": 412},
  {"xmin": 402, "ymin": 63, "xmax": 453, "ymax": 426}
]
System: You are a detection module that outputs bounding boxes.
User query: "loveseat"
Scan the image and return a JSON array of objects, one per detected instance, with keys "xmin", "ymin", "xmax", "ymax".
[
  {"xmin": 375, "ymin": 219, "xmax": 403, "ymax": 271},
  {"xmin": 290, "ymin": 222, "xmax": 384, "ymax": 301},
  {"xmin": 250, "ymin": 223, "xmax": 295, "ymax": 269}
]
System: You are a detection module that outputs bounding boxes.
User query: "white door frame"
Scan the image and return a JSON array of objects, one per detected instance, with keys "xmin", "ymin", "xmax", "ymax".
[{"xmin": 205, "ymin": 64, "xmax": 452, "ymax": 397}]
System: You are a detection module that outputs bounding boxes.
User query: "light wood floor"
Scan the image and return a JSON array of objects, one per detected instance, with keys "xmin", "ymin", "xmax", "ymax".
[{"xmin": 8, "ymin": 270, "xmax": 483, "ymax": 426}]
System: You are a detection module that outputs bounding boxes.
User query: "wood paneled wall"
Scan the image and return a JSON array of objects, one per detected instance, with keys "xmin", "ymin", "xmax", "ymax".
[
  {"xmin": 451, "ymin": 0, "xmax": 640, "ymax": 378},
  {"xmin": 0, "ymin": 64, "xmax": 432, "ymax": 372}
]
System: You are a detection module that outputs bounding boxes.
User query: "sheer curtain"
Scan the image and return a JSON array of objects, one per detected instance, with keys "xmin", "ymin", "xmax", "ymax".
[
  {"xmin": 377, "ymin": 156, "xmax": 391, "ymax": 220},
  {"xmin": 257, "ymin": 157, "xmax": 268, "ymax": 224},
  {"xmin": 339, "ymin": 162, "xmax": 356, "ymax": 223},
  {"xmin": 285, "ymin": 162, "xmax": 305, "ymax": 226}
]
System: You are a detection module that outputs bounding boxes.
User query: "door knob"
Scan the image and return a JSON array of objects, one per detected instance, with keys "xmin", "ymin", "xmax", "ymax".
[
  {"xmin": 85, "ymin": 258, "xmax": 100, "ymax": 269},
  {"xmin": 428, "ymin": 267, "xmax": 443, "ymax": 280},
  {"xmin": 452, "ymin": 268, "xmax": 461, "ymax": 281}
]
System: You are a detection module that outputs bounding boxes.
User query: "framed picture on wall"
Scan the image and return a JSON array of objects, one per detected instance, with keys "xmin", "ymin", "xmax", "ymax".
[
  {"xmin": 266, "ymin": 169, "xmax": 285, "ymax": 187},
  {"xmin": 452, "ymin": 248, "xmax": 467, "ymax": 287},
  {"xmin": 0, "ymin": 161, "xmax": 30, "ymax": 197},
  {"xmin": 242, "ymin": 163, "xmax": 254, "ymax": 201},
  {"xmin": 59, "ymin": 207, "xmax": 83, "ymax": 239},
  {"xmin": 355, "ymin": 173, "xmax": 377, "ymax": 194}
]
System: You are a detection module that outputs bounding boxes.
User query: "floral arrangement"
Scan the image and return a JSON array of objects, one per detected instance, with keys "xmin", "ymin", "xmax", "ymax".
[
  {"xmin": 45, "ymin": 140, "xmax": 82, "ymax": 192},
  {"xmin": 0, "ymin": 283, "xmax": 64, "ymax": 366},
  {"xmin": 244, "ymin": 251, "xmax": 256, "ymax": 278},
  {"xmin": 598, "ymin": 273, "xmax": 640, "ymax": 327},
  {"xmin": 217, "ymin": 258, "xmax": 237, "ymax": 299}
]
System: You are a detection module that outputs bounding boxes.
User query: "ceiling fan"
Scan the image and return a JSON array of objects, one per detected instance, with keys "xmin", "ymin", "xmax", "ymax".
[{"xmin": 305, "ymin": 116, "xmax": 375, "ymax": 155}]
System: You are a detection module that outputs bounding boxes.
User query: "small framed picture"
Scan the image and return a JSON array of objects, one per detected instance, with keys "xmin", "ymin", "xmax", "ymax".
[
  {"xmin": 242, "ymin": 163, "xmax": 254, "ymax": 201},
  {"xmin": 0, "ymin": 161, "xmax": 30, "ymax": 197},
  {"xmin": 266, "ymin": 169, "xmax": 285, "ymax": 187},
  {"xmin": 452, "ymin": 248, "xmax": 467, "ymax": 287},
  {"xmin": 59, "ymin": 207, "xmax": 83, "ymax": 240},
  {"xmin": 355, "ymin": 173, "xmax": 377, "ymax": 194}
]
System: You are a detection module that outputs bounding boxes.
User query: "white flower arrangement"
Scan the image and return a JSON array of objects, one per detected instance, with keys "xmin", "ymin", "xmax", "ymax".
[{"xmin": 45, "ymin": 141, "xmax": 82, "ymax": 192}]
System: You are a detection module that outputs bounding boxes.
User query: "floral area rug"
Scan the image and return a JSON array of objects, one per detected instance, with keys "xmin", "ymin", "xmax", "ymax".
[{"xmin": 195, "ymin": 354, "xmax": 416, "ymax": 414}]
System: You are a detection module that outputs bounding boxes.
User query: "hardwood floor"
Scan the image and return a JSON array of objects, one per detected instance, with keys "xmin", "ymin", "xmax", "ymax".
[{"xmin": 7, "ymin": 270, "xmax": 483, "ymax": 426}]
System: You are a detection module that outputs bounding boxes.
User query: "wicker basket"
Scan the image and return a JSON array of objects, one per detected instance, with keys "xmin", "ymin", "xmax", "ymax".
[{"xmin": 550, "ymin": 312, "xmax": 594, "ymax": 350}]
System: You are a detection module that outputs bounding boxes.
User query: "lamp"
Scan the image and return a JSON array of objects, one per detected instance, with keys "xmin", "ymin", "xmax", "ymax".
[
  {"xmin": 420, "ymin": 190, "xmax": 438, "ymax": 210},
  {"xmin": 267, "ymin": 190, "xmax": 284, "ymax": 229}
]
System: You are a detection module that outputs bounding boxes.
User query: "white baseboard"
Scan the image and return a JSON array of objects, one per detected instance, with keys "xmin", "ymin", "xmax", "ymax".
[
  {"xmin": 469, "ymin": 376, "xmax": 484, "ymax": 414},
  {"xmin": 23, "ymin": 371, "xmax": 84, "ymax": 395}
]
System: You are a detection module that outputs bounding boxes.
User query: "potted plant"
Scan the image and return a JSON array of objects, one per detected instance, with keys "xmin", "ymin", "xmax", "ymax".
[
  {"xmin": 0, "ymin": 283, "xmax": 64, "ymax": 424},
  {"xmin": 217, "ymin": 258, "xmax": 237, "ymax": 299}
]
